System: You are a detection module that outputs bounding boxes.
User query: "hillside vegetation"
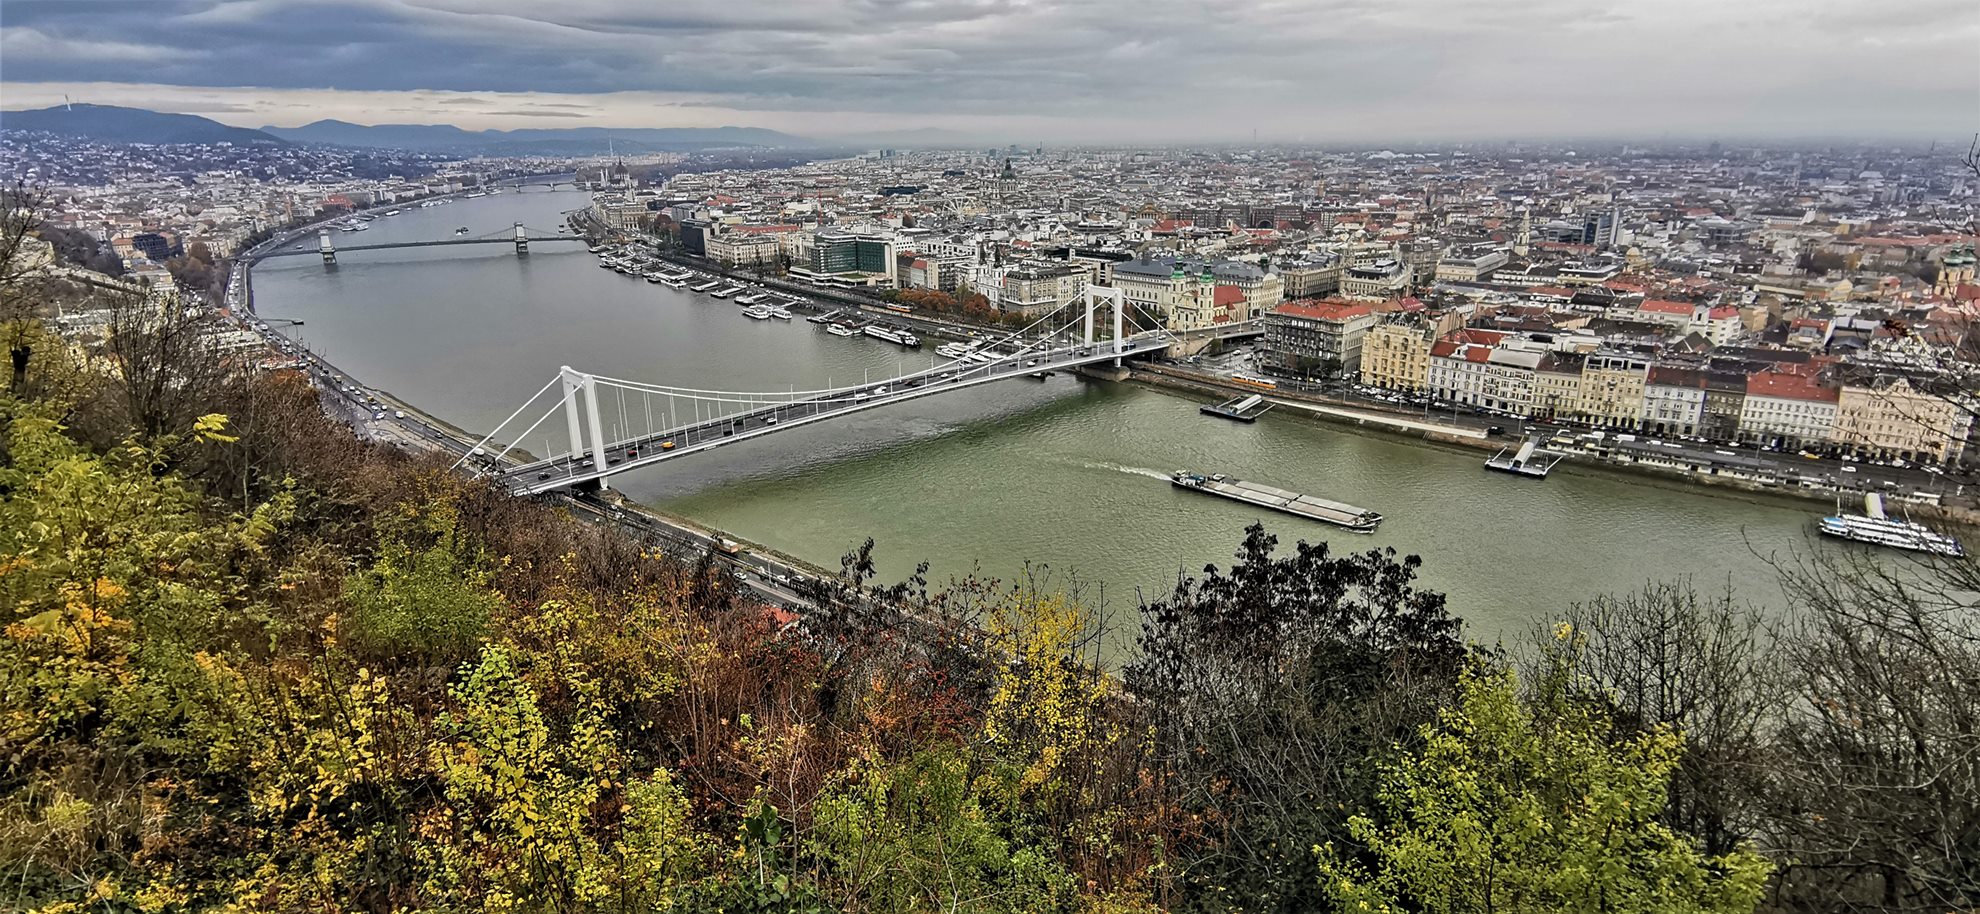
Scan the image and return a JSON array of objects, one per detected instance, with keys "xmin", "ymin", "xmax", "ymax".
[{"xmin": 0, "ymin": 276, "xmax": 1973, "ymax": 912}]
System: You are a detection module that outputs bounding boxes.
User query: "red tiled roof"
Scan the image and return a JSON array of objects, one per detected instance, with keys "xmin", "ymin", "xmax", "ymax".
[
  {"xmin": 1272, "ymin": 298, "xmax": 1373, "ymax": 322},
  {"xmin": 1640, "ymin": 299, "xmax": 1695, "ymax": 315},
  {"xmin": 1746, "ymin": 371, "xmax": 1838, "ymax": 402},
  {"xmin": 1213, "ymin": 285, "xmax": 1246, "ymax": 307}
]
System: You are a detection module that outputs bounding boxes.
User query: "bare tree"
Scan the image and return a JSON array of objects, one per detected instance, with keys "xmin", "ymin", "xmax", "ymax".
[
  {"xmin": 1763, "ymin": 547, "xmax": 1979, "ymax": 913},
  {"xmin": 100, "ymin": 286, "xmax": 234, "ymax": 440},
  {"xmin": 1527, "ymin": 580, "xmax": 1779, "ymax": 857},
  {"xmin": 1, "ymin": 180, "xmax": 54, "ymax": 392}
]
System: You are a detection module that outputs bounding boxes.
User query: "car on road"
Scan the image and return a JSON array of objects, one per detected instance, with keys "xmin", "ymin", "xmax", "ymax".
[
  {"xmin": 371, "ymin": 411, "xmax": 385, "ymax": 420},
  {"xmin": 393, "ymin": 410, "xmax": 405, "ymax": 419},
  {"xmin": 660, "ymin": 440, "xmax": 676, "ymax": 450},
  {"xmin": 733, "ymin": 571, "xmax": 749, "ymax": 582}
]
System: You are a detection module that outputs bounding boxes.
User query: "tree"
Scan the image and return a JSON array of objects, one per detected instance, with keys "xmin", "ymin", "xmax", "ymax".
[
  {"xmin": 812, "ymin": 749, "xmax": 1076, "ymax": 914},
  {"xmin": 1526, "ymin": 581, "xmax": 1776, "ymax": 857},
  {"xmin": 1762, "ymin": 548, "xmax": 1980, "ymax": 913},
  {"xmin": 100, "ymin": 286, "xmax": 234, "ymax": 440},
  {"xmin": 1127, "ymin": 523, "xmax": 1467, "ymax": 912},
  {"xmin": 1, "ymin": 181, "xmax": 53, "ymax": 392},
  {"xmin": 1317, "ymin": 664, "xmax": 1772, "ymax": 914}
]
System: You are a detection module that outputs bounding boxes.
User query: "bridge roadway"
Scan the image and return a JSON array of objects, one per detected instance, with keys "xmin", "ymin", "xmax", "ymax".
[
  {"xmin": 253, "ymin": 236, "xmax": 588, "ymax": 259},
  {"xmin": 496, "ymin": 333, "xmax": 1171, "ymax": 495}
]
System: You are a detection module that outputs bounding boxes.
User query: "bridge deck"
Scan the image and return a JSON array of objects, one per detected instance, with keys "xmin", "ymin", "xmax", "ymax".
[
  {"xmin": 254, "ymin": 236, "xmax": 587, "ymax": 258},
  {"xmin": 494, "ymin": 336, "xmax": 1169, "ymax": 495}
]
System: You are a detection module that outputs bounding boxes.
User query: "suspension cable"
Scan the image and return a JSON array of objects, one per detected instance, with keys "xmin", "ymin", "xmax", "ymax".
[{"xmin": 451, "ymin": 374, "xmax": 560, "ymax": 470}]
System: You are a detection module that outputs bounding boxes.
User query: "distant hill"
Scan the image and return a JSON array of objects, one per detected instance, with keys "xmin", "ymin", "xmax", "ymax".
[
  {"xmin": 0, "ymin": 104, "xmax": 286, "ymax": 146},
  {"xmin": 263, "ymin": 120, "xmax": 815, "ymax": 154}
]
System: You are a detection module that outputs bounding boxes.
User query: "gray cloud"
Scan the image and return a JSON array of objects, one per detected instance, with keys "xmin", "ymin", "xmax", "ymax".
[{"xmin": 0, "ymin": 0, "xmax": 1974, "ymax": 141}]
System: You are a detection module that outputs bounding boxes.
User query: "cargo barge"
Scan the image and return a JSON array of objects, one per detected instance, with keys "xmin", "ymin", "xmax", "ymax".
[{"xmin": 1170, "ymin": 471, "xmax": 1382, "ymax": 532}]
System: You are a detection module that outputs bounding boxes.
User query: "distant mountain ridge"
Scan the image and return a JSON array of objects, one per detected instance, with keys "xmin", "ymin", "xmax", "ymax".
[
  {"xmin": 262, "ymin": 119, "xmax": 814, "ymax": 153},
  {"xmin": 0, "ymin": 104, "xmax": 286, "ymax": 146}
]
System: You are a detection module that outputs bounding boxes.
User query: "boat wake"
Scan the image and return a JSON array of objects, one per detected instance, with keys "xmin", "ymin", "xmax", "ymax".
[{"xmin": 1078, "ymin": 460, "xmax": 1170, "ymax": 481}]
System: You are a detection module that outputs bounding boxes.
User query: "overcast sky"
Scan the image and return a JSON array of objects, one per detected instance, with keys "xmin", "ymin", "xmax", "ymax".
[{"xmin": 2, "ymin": 0, "xmax": 1976, "ymax": 143}]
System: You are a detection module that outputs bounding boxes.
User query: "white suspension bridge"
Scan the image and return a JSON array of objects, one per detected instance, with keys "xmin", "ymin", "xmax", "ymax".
[{"xmin": 457, "ymin": 288, "xmax": 1174, "ymax": 495}]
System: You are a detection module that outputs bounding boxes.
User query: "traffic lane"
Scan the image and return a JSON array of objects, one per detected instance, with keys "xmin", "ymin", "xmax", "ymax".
[
  {"xmin": 1585, "ymin": 436, "xmax": 1950, "ymax": 495},
  {"xmin": 563, "ymin": 497, "xmax": 816, "ymax": 605}
]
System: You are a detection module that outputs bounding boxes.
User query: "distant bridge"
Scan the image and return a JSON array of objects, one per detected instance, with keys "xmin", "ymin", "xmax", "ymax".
[
  {"xmin": 458, "ymin": 288, "xmax": 1173, "ymax": 495},
  {"xmin": 496, "ymin": 179, "xmax": 590, "ymax": 191},
  {"xmin": 252, "ymin": 222, "xmax": 585, "ymax": 265}
]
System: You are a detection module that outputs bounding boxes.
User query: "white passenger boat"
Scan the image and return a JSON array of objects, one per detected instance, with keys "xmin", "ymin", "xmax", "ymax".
[
  {"xmin": 863, "ymin": 325, "xmax": 920, "ymax": 347},
  {"xmin": 1818, "ymin": 494, "xmax": 1964, "ymax": 557},
  {"xmin": 825, "ymin": 323, "xmax": 856, "ymax": 337},
  {"xmin": 741, "ymin": 305, "xmax": 774, "ymax": 320}
]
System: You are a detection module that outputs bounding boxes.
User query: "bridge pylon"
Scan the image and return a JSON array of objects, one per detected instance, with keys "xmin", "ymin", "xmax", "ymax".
[
  {"xmin": 1082, "ymin": 286, "xmax": 1127, "ymax": 364},
  {"xmin": 318, "ymin": 230, "xmax": 336, "ymax": 265},
  {"xmin": 514, "ymin": 222, "xmax": 529, "ymax": 256},
  {"xmin": 558, "ymin": 366, "xmax": 609, "ymax": 490}
]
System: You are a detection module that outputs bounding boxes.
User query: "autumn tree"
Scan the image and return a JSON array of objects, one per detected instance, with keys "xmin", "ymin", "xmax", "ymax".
[
  {"xmin": 1317, "ymin": 664, "xmax": 1772, "ymax": 914},
  {"xmin": 1526, "ymin": 581, "xmax": 1778, "ymax": 857}
]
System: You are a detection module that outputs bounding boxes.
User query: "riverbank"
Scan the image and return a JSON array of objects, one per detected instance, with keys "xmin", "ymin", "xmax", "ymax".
[{"xmin": 1123, "ymin": 363, "xmax": 1979, "ymax": 528}]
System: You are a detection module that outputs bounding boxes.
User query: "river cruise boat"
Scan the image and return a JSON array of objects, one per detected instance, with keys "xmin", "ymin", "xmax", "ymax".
[
  {"xmin": 935, "ymin": 342, "xmax": 982, "ymax": 360},
  {"xmin": 1818, "ymin": 494, "xmax": 1964, "ymax": 557},
  {"xmin": 1170, "ymin": 471, "xmax": 1382, "ymax": 532},
  {"xmin": 863, "ymin": 325, "xmax": 920, "ymax": 347},
  {"xmin": 825, "ymin": 323, "xmax": 857, "ymax": 337},
  {"xmin": 741, "ymin": 305, "xmax": 774, "ymax": 320},
  {"xmin": 767, "ymin": 307, "xmax": 794, "ymax": 321}
]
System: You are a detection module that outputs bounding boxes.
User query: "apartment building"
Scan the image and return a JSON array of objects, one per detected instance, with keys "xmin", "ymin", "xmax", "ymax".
[
  {"xmin": 1832, "ymin": 375, "xmax": 1971, "ymax": 464},
  {"xmin": 1359, "ymin": 316, "xmax": 1437, "ymax": 393},
  {"xmin": 1738, "ymin": 370, "xmax": 1839, "ymax": 450},
  {"xmin": 1261, "ymin": 298, "xmax": 1378, "ymax": 378}
]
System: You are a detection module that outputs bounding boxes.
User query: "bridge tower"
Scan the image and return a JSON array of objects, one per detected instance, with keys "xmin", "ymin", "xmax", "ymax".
[
  {"xmin": 514, "ymin": 222, "xmax": 529, "ymax": 256},
  {"xmin": 558, "ymin": 366, "xmax": 610, "ymax": 490},
  {"xmin": 1082, "ymin": 286, "xmax": 1128, "ymax": 364},
  {"xmin": 318, "ymin": 230, "xmax": 336, "ymax": 265}
]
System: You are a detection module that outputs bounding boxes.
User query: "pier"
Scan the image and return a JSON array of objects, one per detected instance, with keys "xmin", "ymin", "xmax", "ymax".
[
  {"xmin": 1201, "ymin": 393, "xmax": 1273, "ymax": 422},
  {"xmin": 1485, "ymin": 438, "xmax": 1563, "ymax": 478}
]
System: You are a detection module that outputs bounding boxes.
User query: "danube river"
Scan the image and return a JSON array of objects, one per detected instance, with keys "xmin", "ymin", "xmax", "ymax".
[{"xmin": 252, "ymin": 190, "xmax": 1835, "ymax": 640}]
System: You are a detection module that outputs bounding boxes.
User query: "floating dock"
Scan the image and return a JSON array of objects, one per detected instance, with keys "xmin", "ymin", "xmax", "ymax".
[
  {"xmin": 1485, "ymin": 438, "xmax": 1562, "ymax": 478},
  {"xmin": 1170, "ymin": 471, "xmax": 1382, "ymax": 532},
  {"xmin": 1201, "ymin": 394, "xmax": 1273, "ymax": 422}
]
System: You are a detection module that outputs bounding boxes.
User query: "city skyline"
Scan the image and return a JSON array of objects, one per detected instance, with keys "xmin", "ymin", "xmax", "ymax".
[{"xmin": 3, "ymin": 0, "xmax": 1977, "ymax": 144}]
